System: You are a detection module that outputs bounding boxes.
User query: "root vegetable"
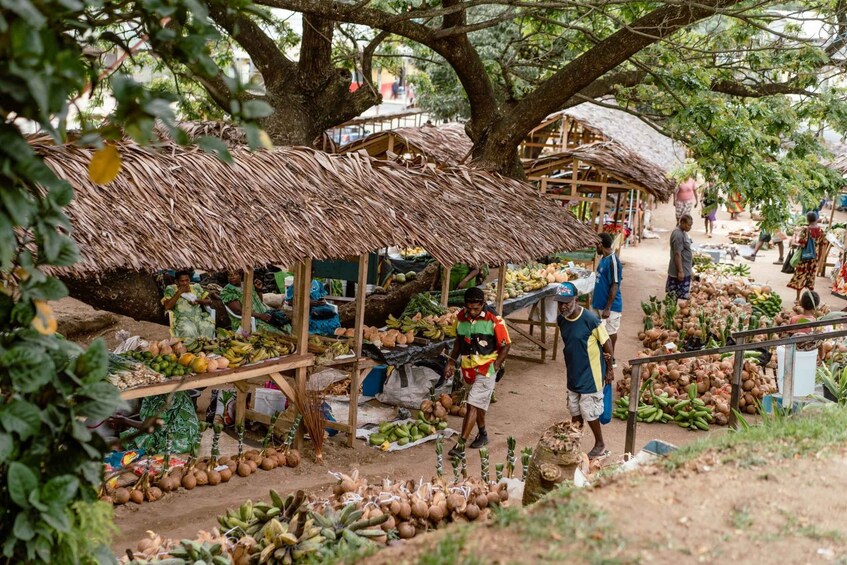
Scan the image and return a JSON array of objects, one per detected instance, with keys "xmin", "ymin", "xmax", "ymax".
[{"xmin": 465, "ymin": 503, "xmax": 480, "ymax": 521}]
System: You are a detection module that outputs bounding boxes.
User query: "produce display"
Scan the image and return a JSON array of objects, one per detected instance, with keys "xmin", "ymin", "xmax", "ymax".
[
  {"xmin": 613, "ymin": 382, "xmax": 717, "ymax": 430},
  {"xmin": 399, "ymin": 246, "xmax": 428, "ymax": 260},
  {"xmin": 367, "ymin": 415, "xmax": 448, "ymax": 449},
  {"xmin": 386, "ymin": 310, "xmax": 459, "ymax": 340},
  {"xmin": 107, "ymin": 353, "xmax": 166, "ymax": 390},
  {"xmin": 388, "ymin": 270, "xmax": 418, "ymax": 285},
  {"xmin": 103, "ymin": 414, "xmax": 302, "ymax": 507},
  {"xmin": 308, "ymin": 335, "xmax": 353, "ymax": 365},
  {"xmin": 185, "ymin": 330, "xmax": 294, "ymax": 367},
  {"xmin": 727, "ymin": 229, "xmax": 756, "ymax": 245},
  {"xmin": 482, "ymin": 266, "xmax": 557, "ymax": 302},
  {"xmin": 401, "ymin": 292, "xmax": 447, "ymax": 319}
]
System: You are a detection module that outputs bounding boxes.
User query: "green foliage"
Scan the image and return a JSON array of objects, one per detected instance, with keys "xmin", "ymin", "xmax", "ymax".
[{"xmin": 0, "ymin": 0, "xmax": 269, "ymax": 562}]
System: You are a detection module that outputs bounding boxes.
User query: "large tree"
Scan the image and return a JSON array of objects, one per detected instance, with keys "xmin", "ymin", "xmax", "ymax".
[{"xmin": 250, "ymin": 0, "xmax": 847, "ymax": 221}]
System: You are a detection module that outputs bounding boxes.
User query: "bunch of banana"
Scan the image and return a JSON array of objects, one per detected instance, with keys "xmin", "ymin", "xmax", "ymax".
[
  {"xmin": 183, "ymin": 336, "xmax": 218, "ymax": 354},
  {"xmin": 310, "ymin": 503, "xmax": 388, "ymax": 545},
  {"xmin": 750, "ymin": 290, "xmax": 782, "ymax": 317},
  {"xmin": 255, "ymin": 513, "xmax": 325, "ymax": 564},
  {"xmin": 671, "ymin": 384, "xmax": 714, "ymax": 431},
  {"xmin": 162, "ymin": 540, "xmax": 230, "ymax": 565},
  {"xmin": 217, "ymin": 490, "xmax": 308, "ymax": 537},
  {"xmin": 612, "ymin": 384, "xmax": 713, "ymax": 431}
]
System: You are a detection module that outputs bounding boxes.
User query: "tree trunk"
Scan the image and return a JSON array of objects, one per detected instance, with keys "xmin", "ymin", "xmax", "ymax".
[
  {"xmin": 337, "ymin": 263, "xmax": 440, "ymax": 327},
  {"xmin": 61, "ymin": 270, "xmax": 166, "ymax": 324},
  {"xmin": 468, "ymin": 125, "xmax": 526, "ymax": 178}
]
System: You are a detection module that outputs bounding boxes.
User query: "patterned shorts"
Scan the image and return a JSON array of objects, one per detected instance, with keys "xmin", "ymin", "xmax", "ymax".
[{"xmin": 666, "ymin": 276, "xmax": 692, "ymax": 300}]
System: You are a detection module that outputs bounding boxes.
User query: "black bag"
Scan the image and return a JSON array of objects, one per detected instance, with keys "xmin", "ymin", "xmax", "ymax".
[
  {"xmin": 781, "ymin": 251, "xmax": 796, "ymax": 274},
  {"xmin": 495, "ymin": 364, "xmax": 506, "ymax": 382}
]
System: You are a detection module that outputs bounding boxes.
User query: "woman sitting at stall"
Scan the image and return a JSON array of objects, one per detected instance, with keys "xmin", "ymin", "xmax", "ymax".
[
  {"xmin": 286, "ymin": 279, "xmax": 341, "ymax": 335},
  {"xmin": 115, "ymin": 393, "xmax": 200, "ymax": 455},
  {"xmin": 162, "ymin": 270, "xmax": 215, "ymax": 339},
  {"xmin": 449, "ymin": 264, "xmax": 490, "ymax": 290},
  {"xmin": 220, "ymin": 270, "xmax": 289, "ymax": 333}
]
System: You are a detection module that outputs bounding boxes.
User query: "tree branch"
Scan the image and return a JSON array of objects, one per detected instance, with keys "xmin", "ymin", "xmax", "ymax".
[{"xmin": 206, "ymin": 1, "xmax": 295, "ymax": 92}]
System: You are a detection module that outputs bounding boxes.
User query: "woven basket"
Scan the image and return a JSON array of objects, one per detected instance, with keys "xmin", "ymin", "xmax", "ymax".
[{"xmin": 522, "ymin": 420, "xmax": 589, "ymax": 506}]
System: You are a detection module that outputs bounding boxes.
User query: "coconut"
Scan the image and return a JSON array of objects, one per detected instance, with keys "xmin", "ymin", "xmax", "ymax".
[
  {"xmin": 248, "ymin": 460, "xmax": 258, "ymax": 472},
  {"xmin": 446, "ymin": 494, "xmax": 464, "ymax": 512},
  {"xmin": 475, "ymin": 494, "xmax": 489, "ymax": 509},
  {"xmin": 434, "ymin": 403, "xmax": 448, "ymax": 420},
  {"xmin": 389, "ymin": 500, "xmax": 402, "ymax": 516},
  {"xmin": 113, "ymin": 488, "xmax": 131, "ymax": 505},
  {"xmin": 285, "ymin": 450, "xmax": 301, "ymax": 467},
  {"xmin": 219, "ymin": 468, "xmax": 233, "ymax": 482},
  {"xmin": 156, "ymin": 477, "xmax": 172, "ymax": 492},
  {"xmin": 381, "ymin": 516, "xmax": 396, "ymax": 531},
  {"xmin": 237, "ymin": 462, "xmax": 252, "ymax": 477},
  {"xmin": 498, "ymin": 484, "xmax": 509, "ymax": 502},
  {"xmin": 412, "ymin": 499, "xmax": 428, "ymax": 519},
  {"xmin": 194, "ymin": 470, "xmax": 209, "ymax": 486},
  {"xmin": 340, "ymin": 478, "xmax": 356, "ymax": 493},
  {"xmin": 398, "ymin": 523, "xmax": 416, "ymax": 539},
  {"xmin": 181, "ymin": 474, "xmax": 197, "ymax": 490},
  {"xmin": 245, "ymin": 449, "xmax": 261, "ymax": 460},
  {"xmin": 260, "ymin": 457, "xmax": 276, "ymax": 471},
  {"xmin": 398, "ymin": 502, "xmax": 412, "ymax": 520},
  {"xmin": 129, "ymin": 489, "xmax": 144, "ymax": 504},
  {"xmin": 464, "ymin": 503, "xmax": 480, "ymax": 521},
  {"xmin": 438, "ymin": 393, "xmax": 453, "ymax": 410},
  {"xmin": 195, "ymin": 460, "xmax": 208, "ymax": 472},
  {"xmin": 207, "ymin": 470, "xmax": 222, "ymax": 485},
  {"xmin": 428, "ymin": 505, "xmax": 445, "ymax": 523},
  {"xmin": 146, "ymin": 487, "xmax": 163, "ymax": 502},
  {"xmin": 486, "ymin": 491, "xmax": 500, "ymax": 507}
]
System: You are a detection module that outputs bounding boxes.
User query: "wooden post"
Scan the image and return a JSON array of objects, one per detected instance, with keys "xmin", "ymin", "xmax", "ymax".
[
  {"xmin": 347, "ymin": 254, "xmax": 369, "ymax": 447},
  {"xmin": 495, "ymin": 264, "xmax": 507, "ymax": 315},
  {"xmin": 293, "ymin": 259, "xmax": 313, "ymax": 450},
  {"xmin": 539, "ymin": 297, "xmax": 548, "ymax": 362},
  {"xmin": 624, "ymin": 361, "xmax": 641, "ymax": 455},
  {"xmin": 784, "ymin": 343, "xmax": 796, "ymax": 412},
  {"xmin": 241, "ymin": 270, "xmax": 254, "ymax": 335},
  {"xmin": 440, "ymin": 263, "xmax": 452, "ymax": 308},
  {"xmin": 728, "ymin": 336, "xmax": 747, "ymax": 428}
]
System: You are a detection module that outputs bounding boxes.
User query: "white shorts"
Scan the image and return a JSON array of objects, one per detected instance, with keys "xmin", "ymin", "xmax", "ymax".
[
  {"xmin": 591, "ymin": 309, "xmax": 622, "ymax": 335},
  {"xmin": 568, "ymin": 390, "xmax": 604, "ymax": 422},
  {"xmin": 466, "ymin": 374, "xmax": 496, "ymax": 411}
]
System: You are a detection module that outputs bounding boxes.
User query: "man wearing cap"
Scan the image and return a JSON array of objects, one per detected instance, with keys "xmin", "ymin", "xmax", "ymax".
[
  {"xmin": 555, "ymin": 281, "xmax": 615, "ymax": 459},
  {"xmin": 592, "ymin": 232, "xmax": 622, "ymax": 366},
  {"xmin": 446, "ymin": 286, "xmax": 511, "ymax": 457}
]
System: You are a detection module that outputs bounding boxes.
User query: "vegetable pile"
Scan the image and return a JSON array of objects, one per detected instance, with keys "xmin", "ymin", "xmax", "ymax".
[
  {"xmin": 103, "ymin": 414, "xmax": 302, "ymax": 507},
  {"xmin": 185, "ymin": 330, "xmax": 294, "ymax": 367},
  {"xmin": 108, "ymin": 353, "xmax": 166, "ymax": 390},
  {"xmin": 614, "ymin": 382, "xmax": 717, "ymax": 430}
]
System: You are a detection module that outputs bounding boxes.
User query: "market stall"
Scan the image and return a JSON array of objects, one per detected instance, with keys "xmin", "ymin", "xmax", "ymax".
[
  {"xmin": 35, "ymin": 134, "xmax": 597, "ymax": 467},
  {"xmin": 524, "ymin": 141, "xmax": 675, "ymax": 257},
  {"xmin": 337, "ymin": 122, "xmax": 472, "ymax": 168}
]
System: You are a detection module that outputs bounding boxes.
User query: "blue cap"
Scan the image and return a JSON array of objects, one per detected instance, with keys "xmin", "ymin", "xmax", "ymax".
[{"xmin": 553, "ymin": 282, "xmax": 577, "ymax": 302}]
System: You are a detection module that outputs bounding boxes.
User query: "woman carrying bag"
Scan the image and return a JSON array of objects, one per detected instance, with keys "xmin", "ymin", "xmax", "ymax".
[{"xmin": 786, "ymin": 211, "xmax": 825, "ymax": 303}]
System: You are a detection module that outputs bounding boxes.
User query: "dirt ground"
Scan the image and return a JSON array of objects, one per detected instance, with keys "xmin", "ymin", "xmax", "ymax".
[{"xmin": 66, "ymin": 199, "xmax": 843, "ymax": 554}]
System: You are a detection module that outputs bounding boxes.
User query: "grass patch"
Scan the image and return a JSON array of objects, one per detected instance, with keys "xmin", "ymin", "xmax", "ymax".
[
  {"xmin": 492, "ymin": 486, "xmax": 628, "ymax": 564},
  {"xmin": 663, "ymin": 405, "xmax": 847, "ymax": 471},
  {"xmin": 418, "ymin": 528, "xmax": 483, "ymax": 565},
  {"xmin": 729, "ymin": 505, "xmax": 753, "ymax": 530}
]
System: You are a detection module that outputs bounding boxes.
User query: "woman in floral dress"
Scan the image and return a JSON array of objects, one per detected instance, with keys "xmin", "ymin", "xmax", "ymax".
[
  {"xmin": 162, "ymin": 270, "xmax": 215, "ymax": 338},
  {"xmin": 788, "ymin": 212, "xmax": 826, "ymax": 303}
]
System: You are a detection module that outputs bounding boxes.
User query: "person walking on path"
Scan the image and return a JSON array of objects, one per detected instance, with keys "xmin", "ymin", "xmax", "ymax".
[
  {"xmin": 787, "ymin": 211, "xmax": 826, "ymax": 303},
  {"xmin": 447, "ymin": 286, "xmax": 511, "ymax": 457},
  {"xmin": 700, "ymin": 182, "xmax": 719, "ymax": 237},
  {"xmin": 554, "ymin": 282, "xmax": 615, "ymax": 460},
  {"xmin": 674, "ymin": 177, "xmax": 698, "ymax": 221},
  {"xmin": 592, "ymin": 232, "xmax": 622, "ymax": 367},
  {"xmin": 667, "ymin": 214, "xmax": 694, "ymax": 300},
  {"xmin": 742, "ymin": 229, "xmax": 785, "ymax": 264}
]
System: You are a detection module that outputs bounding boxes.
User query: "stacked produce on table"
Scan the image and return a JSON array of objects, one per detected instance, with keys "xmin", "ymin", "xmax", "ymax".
[
  {"xmin": 103, "ymin": 415, "xmax": 302, "ymax": 507},
  {"xmin": 125, "ymin": 468, "xmax": 510, "ymax": 564},
  {"xmin": 483, "ymin": 266, "xmax": 552, "ymax": 302},
  {"xmin": 386, "ymin": 311, "xmax": 458, "ymax": 340},
  {"xmin": 107, "ymin": 353, "xmax": 167, "ymax": 390},
  {"xmin": 185, "ymin": 330, "xmax": 294, "ymax": 367},
  {"xmin": 613, "ymin": 381, "xmax": 718, "ymax": 429}
]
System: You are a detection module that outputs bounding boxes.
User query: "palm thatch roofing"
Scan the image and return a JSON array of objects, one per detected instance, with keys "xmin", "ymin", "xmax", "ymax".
[
  {"xmin": 523, "ymin": 142, "xmax": 675, "ymax": 202},
  {"xmin": 337, "ymin": 123, "xmax": 473, "ymax": 167},
  {"xmin": 31, "ymin": 138, "xmax": 597, "ymax": 276},
  {"xmin": 533, "ymin": 102, "xmax": 687, "ymax": 173}
]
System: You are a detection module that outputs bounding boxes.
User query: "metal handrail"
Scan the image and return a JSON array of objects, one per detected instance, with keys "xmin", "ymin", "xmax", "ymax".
[
  {"xmin": 732, "ymin": 315, "xmax": 847, "ymax": 338},
  {"xmin": 623, "ymin": 323, "xmax": 847, "ymax": 455}
]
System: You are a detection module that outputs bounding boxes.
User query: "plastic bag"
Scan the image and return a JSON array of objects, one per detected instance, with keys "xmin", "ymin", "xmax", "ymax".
[
  {"xmin": 599, "ymin": 383, "xmax": 613, "ymax": 425},
  {"xmin": 377, "ymin": 365, "xmax": 445, "ymax": 408}
]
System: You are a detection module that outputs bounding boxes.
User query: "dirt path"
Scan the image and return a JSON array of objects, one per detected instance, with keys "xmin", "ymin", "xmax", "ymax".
[{"xmin": 105, "ymin": 201, "xmax": 844, "ymax": 553}]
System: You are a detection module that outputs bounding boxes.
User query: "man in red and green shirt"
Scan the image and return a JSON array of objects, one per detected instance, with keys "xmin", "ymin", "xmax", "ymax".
[{"xmin": 446, "ymin": 287, "xmax": 511, "ymax": 457}]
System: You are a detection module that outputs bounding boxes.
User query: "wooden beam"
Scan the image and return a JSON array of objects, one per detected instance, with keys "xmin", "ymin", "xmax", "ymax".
[
  {"xmin": 353, "ymin": 254, "xmax": 368, "ymax": 358},
  {"xmin": 495, "ymin": 264, "xmax": 507, "ymax": 315},
  {"xmin": 241, "ymin": 270, "xmax": 254, "ymax": 335},
  {"xmin": 440, "ymin": 263, "xmax": 452, "ymax": 307},
  {"xmin": 505, "ymin": 320, "xmax": 549, "ymax": 350},
  {"xmin": 119, "ymin": 355, "xmax": 315, "ymax": 400},
  {"xmin": 293, "ymin": 259, "xmax": 312, "ymax": 450}
]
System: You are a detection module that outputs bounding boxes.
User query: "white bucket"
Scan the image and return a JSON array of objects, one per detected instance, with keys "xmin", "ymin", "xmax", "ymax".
[
  {"xmin": 253, "ymin": 387, "xmax": 287, "ymax": 416},
  {"xmin": 776, "ymin": 346, "xmax": 817, "ymax": 397}
]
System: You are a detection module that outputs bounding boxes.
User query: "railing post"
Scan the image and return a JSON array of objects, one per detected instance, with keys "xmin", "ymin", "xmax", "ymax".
[
  {"xmin": 625, "ymin": 361, "xmax": 642, "ymax": 456},
  {"xmin": 728, "ymin": 336, "xmax": 747, "ymax": 429},
  {"xmin": 784, "ymin": 342, "xmax": 796, "ymax": 412}
]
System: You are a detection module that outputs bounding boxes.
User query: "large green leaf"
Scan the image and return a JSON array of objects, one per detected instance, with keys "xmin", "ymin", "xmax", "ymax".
[
  {"xmin": 13, "ymin": 513, "xmax": 34, "ymax": 541},
  {"xmin": 0, "ymin": 399, "xmax": 41, "ymax": 440},
  {"xmin": 1, "ymin": 345, "xmax": 55, "ymax": 393},
  {"xmin": 0, "ymin": 432, "xmax": 13, "ymax": 460},
  {"xmin": 41, "ymin": 475, "xmax": 79, "ymax": 509},
  {"xmin": 7, "ymin": 461, "xmax": 39, "ymax": 508},
  {"xmin": 73, "ymin": 339, "xmax": 108, "ymax": 383}
]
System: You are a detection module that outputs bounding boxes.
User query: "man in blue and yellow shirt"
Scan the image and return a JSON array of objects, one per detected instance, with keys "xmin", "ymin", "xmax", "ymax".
[
  {"xmin": 555, "ymin": 282, "xmax": 615, "ymax": 459},
  {"xmin": 446, "ymin": 286, "xmax": 511, "ymax": 457}
]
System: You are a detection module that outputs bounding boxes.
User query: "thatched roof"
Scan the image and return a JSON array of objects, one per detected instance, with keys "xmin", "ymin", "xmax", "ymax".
[
  {"xmin": 543, "ymin": 103, "xmax": 687, "ymax": 173},
  {"xmin": 338, "ymin": 123, "xmax": 473, "ymax": 167},
  {"xmin": 32, "ymin": 139, "xmax": 597, "ymax": 276},
  {"xmin": 524, "ymin": 142, "xmax": 675, "ymax": 202}
]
